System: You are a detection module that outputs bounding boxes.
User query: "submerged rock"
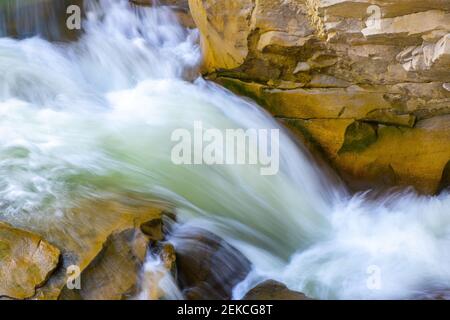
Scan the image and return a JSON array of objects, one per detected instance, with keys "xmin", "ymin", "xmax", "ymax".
[
  {"xmin": 0, "ymin": 222, "xmax": 60, "ymax": 299},
  {"xmin": 59, "ymin": 227, "xmax": 150, "ymax": 300},
  {"xmin": 171, "ymin": 227, "xmax": 251, "ymax": 300},
  {"xmin": 140, "ymin": 216, "xmax": 164, "ymax": 241},
  {"xmin": 243, "ymin": 280, "xmax": 313, "ymax": 300}
]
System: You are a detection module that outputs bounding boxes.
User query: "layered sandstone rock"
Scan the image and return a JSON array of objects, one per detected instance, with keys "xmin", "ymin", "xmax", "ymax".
[
  {"xmin": 58, "ymin": 214, "xmax": 175, "ymax": 300},
  {"xmin": 0, "ymin": 201, "xmax": 166, "ymax": 299},
  {"xmin": 189, "ymin": 0, "xmax": 450, "ymax": 193}
]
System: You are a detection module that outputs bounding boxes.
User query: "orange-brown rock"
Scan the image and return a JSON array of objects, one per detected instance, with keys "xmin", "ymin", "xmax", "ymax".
[
  {"xmin": 59, "ymin": 227, "xmax": 150, "ymax": 300},
  {"xmin": 243, "ymin": 280, "xmax": 313, "ymax": 300},
  {"xmin": 189, "ymin": 0, "xmax": 450, "ymax": 193},
  {"xmin": 0, "ymin": 222, "xmax": 60, "ymax": 299},
  {"xmin": 1, "ymin": 201, "xmax": 165, "ymax": 300}
]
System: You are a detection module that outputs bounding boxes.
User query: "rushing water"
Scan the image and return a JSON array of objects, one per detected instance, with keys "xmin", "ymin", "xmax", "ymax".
[{"xmin": 0, "ymin": 0, "xmax": 449, "ymax": 300}]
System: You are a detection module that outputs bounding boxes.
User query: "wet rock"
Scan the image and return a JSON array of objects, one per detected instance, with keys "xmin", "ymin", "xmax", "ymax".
[
  {"xmin": 1, "ymin": 202, "xmax": 165, "ymax": 299},
  {"xmin": 438, "ymin": 160, "xmax": 450, "ymax": 193},
  {"xmin": 140, "ymin": 217, "xmax": 164, "ymax": 241},
  {"xmin": 172, "ymin": 227, "xmax": 251, "ymax": 300},
  {"xmin": 158, "ymin": 242, "xmax": 177, "ymax": 274},
  {"xmin": 243, "ymin": 280, "xmax": 313, "ymax": 300},
  {"xmin": 189, "ymin": 0, "xmax": 255, "ymax": 71},
  {"xmin": 363, "ymin": 109, "xmax": 416, "ymax": 128},
  {"xmin": 138, "ymin": 241, "xmax": 181, "ymax": 300},
  {"xmin": 288, "ymin": 116, "xmax": 450, "ymax": 194},
  {"xmin": 59, "ymin": 227, "xmax": 150, "ymax": 300},
  {"xmin": 0, "ymin": 222, "xmax": 60, "ymax": 299}
]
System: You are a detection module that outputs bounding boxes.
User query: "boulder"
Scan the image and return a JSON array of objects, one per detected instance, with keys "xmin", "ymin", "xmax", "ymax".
[
  {"xmin": 59, "ymin": 227, "xmax": 150, "ymax": 300},
  {"xmin": 0, "ymin": 222, "xmax": 60, "ymax": 299},
  {"xmin": 1, "ymin": 201, "xmax": 165, "ymax": 299},
  {"xmin": 140, "ymin": 216, "xmax": 164, "ymax": 241},
  {"xmin": 138, "ymin": 242, "xmax": 179, "ymax": 300},
  {"xmin": 243, "ymin": 280, "xmax": 313, "ymax": 300},
  {"xmin": 289, "ymin": 116, "xmax": 450, "ymax": 193},
  {"xmin": 189, "ymin": 0, "xmax": 255, "ymax": 71}
]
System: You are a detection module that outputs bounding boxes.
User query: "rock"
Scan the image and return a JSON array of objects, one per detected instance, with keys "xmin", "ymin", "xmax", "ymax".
[
  {"xmin": 308, "ymin": 74, "xmax": 351, "ymax": 88},
  {"xmin": 189, "ymin": 0, "xmax": 255, "ymax": 71},
  {"xmin": 0, "ymin": 222, "xmax": 60, "ymax": 299},
  {"xmin": 215, "ymin": 78, "xmax": 393, "ymax": 119},
  {"xmin": 290, "ymin": 116, "xmax": 450, "ymax": 193},
  {"xmin": 397, "ymin": 34, "xmax": 450, "ymax": 73},
  {"xmin": 0, "ymin": 201, "xmax": 165, "ymax": 299},
  {"xmin": 140, "ymin": 217, "xmax": 164, "ymax": 241},
  {"xmin": 190, "ymin": 0, "xmax": 450, "ymax": 194},
  {"xmin": 362, "ymin": 10, "xmax": 450, "ymax": 38},
  {"xmin": 243, "ymin": 280, "xmax": 313, "ymax": 300},
  {"xmin": 158, "ymin": 242, "xmax": 177, "ymax": 274},
  {"xmin": 171, "ymin": 226, "xmax": 251, "ymax": 300},
  {"xmin": 59, "ymin": 227, "xmax": 150, "ymax": 300}
]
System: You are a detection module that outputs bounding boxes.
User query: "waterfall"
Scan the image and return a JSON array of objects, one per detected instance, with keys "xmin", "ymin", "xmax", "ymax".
[{"xmin": 0, "ymin": 0, "xmax": 449, "ymax": 300}]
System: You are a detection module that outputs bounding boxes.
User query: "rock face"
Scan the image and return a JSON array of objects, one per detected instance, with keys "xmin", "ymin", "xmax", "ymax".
[
  {"xmin": 0, "ymin": 222, "xmax": 60, "ymax": 299},
  {"xmin": 189, "ymin": 0, "xmax": 450, "ymax": 194},
  {"xmin": 243, "ymin": 280, "xmax": 313, "ymax": 300}
]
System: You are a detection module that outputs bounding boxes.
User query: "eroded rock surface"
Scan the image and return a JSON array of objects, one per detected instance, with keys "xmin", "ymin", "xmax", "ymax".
[
  {"xmin": 0, "ymin": 222, "xmax": 60, "ymax": 299},
  {"xmin": 189, "ymin": 0, "xmax": 450, "ymax": 193}
]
